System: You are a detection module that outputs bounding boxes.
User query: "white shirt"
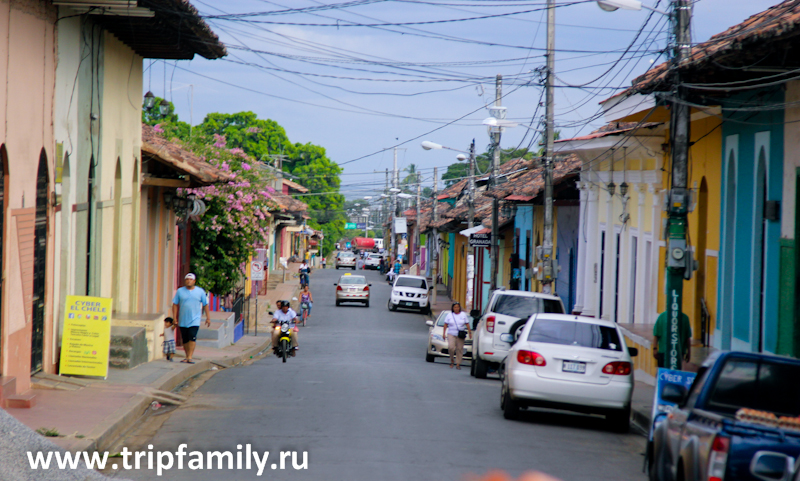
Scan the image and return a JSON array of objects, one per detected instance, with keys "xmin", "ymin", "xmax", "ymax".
[
  {"xmin": 164, "ymin": 326, "xmax": 175, "ymax": 342},
  {"xmin": 274, "ymin": 308, "xmax": 298, "ymax": 326},
  {"xmin": 444, "ymin": 311, "xmax": 470, "ymax": 336}
]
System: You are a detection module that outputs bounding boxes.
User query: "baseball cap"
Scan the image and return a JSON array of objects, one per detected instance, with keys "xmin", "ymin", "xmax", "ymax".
[{"xmin": 185, "ymin": 273, "xmax": 196, "ymax": 280}]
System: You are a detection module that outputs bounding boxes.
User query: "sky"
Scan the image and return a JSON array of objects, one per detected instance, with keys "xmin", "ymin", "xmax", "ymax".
[{"xmin": 154, "ymin": 0, "xmax": 780, "ymax": 200}]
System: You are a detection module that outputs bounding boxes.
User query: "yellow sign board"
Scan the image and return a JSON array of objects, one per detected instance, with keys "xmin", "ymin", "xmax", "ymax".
[{"xmin": 59, "ymin": 295, "xmax": 112, "ymax": 378}]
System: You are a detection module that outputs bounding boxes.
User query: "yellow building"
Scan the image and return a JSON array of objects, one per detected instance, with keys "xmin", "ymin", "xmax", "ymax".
[{"xmin": 555, "ymin": 113, "xmax": 722, "ymax": 380}]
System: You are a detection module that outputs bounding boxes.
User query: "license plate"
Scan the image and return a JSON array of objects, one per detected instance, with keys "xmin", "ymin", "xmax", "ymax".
[
  {"xmin": 402, "ymin": 301, "xmax": 413, "ymax": 306},
  {"xmin": 562, "ymin": 361, "xmax": 586, "ymax": 374}
]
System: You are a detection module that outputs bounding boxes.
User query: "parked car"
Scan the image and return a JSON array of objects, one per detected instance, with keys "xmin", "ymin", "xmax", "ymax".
[
  {"xmin": 334, "ymin": 273, "xmax": 370, "ymax": 307},
  {"xmin": 500, "ymin": 313, "xmax": 636, "ymax": 432},
  {"xmin": 388, "ymin": 275, "xmax": 430, "ymax": 314},
  {"xmin": 471, "ymin": 290, "xmax": 565, "ymax": 379},
  {"xmin": 335, "ymin": 251, "xmax": 356, "ymax": 270},
  {"xmin": 425, "ymin": 310, "xmax": 473, "ymax": 362},
  {"xmin": 365, "ymin": 253, "xmax": 382, "ymax": 270},
  {"xmin": 649, "ymin": 351, "xmax": 800, "ymax": 481}
]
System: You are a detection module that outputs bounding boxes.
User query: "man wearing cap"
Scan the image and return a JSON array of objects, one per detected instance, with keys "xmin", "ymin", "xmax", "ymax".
[{"xmin": 172, "ymin": 273, "xmax": 210, "ymax": 364}]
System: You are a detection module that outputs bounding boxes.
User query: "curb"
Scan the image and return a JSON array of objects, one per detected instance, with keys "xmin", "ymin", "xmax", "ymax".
[
  {"xmin": 71, "ymin": 337, "xmax": 272, "ymax": 454},
  {"xmin": 631, "ymin": 406, "xmax": 651, "ymax": 437}
]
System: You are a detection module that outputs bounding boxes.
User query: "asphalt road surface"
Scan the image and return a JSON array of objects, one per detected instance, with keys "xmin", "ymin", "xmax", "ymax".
[{"xmin": 127, "ymin": 267, "xmax": 646, "ymax": 481}]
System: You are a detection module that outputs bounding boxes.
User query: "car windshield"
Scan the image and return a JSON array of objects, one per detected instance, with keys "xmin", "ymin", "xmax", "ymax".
[
  {"xmin": 339, "ymin": 276, "xmax": 366, "ymax": 285},
  {"xmin": 706, "ymin": 359, "xmax": 800, "ymax": 417},
  {"xmin": 527, "ymin": 319, "xmax": 622, "ymax": 351},
  {"xmin": 491, "ymin": 295, "xmax": 563, "ymax": 318},
  {"xmin": 396, "ymin": 277, "xmax": 427, "ymax": 289},
  {"xmin": 436, "ymin": 311, "xmax": 451, "ymax": 327}
]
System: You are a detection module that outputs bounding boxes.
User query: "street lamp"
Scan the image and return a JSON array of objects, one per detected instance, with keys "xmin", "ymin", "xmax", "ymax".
[
  {"xmin": 596, "ymin": 0, "xmax": 668, "ymax": 14},
  {"xmin": 143, "ymin": 91, "xmax": 156, "ymax": 110}
]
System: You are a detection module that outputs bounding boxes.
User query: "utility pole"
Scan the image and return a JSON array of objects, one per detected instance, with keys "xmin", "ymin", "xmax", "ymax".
[
  {"xmin": 467, "ymin": 140, "xmax": 476, "ymax": 310},
  {"xmin": 664, "ymin": 0, "xmax": 694, "ymax": 370},
  {"xmin": 432, "ymin": 167, "xmax": 439, "ymax": 307},
  {"xmin": 416, "ymin": 180, "xmax": 421, "ymax": 267},
  {"xmin": 392, "ymin": 147, "xmax": 399, "ymax": 262},
  {"xmin": 541, "ymin": 0, "xmax": 557, "ymax": 294},
  {"xmin": 490, "ymin": 74, "xmax": 502, "ymax": 292}
]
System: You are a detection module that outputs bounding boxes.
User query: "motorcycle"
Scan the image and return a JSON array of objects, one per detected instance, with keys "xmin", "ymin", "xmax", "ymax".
[{"xmin": 274, "ymin": 319, "xmax": 293, "ymax": 363}]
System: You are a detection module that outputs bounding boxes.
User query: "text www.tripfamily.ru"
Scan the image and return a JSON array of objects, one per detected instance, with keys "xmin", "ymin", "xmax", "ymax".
[{"xmin": 27, "ymin": 444, "xmax": 308, "ymax": 476}]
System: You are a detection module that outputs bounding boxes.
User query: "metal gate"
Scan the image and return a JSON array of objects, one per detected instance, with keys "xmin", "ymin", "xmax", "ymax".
[{"xmin": 31, "ymin": 154, "xmax": 48, "ymax": 373}]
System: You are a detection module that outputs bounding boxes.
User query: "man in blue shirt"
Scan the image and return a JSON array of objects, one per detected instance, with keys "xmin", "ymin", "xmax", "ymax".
[{"xmin": 172, "ymin": 273, "xmax": 210, "ymax": 364}]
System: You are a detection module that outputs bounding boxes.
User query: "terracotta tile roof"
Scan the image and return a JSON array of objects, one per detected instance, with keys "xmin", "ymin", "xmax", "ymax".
[
  {"xmin": 618, "ymin": 0, "xmax": 800, "ymax": 96},
  {"xmin": 141, "ymin": 124, "xmax": 232, "ymax": 185},
  {"xmin": 485, "ymin": 154, "xmax": 581, "ymax": 200},
  {"xmin": 270, "ymin": 192, "xmax": 308, "ymax": 213}
]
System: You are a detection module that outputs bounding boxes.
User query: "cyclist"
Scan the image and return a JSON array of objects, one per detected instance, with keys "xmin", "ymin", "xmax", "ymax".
[{"xmin": 299, "ymin": 284, "xmax": 313, "ymax": 326}]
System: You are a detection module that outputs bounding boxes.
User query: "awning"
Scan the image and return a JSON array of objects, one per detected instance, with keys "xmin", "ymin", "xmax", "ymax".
[{"xmin": 459, "ymin": 225, "xmax": 484, "ymax": 237}]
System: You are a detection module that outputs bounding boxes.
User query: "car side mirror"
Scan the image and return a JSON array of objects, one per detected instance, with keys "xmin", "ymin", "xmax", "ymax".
[
  {"xmin": 268, "ymin": 311, "xmax": 274, "ymax": 315},
  {"xmin": 660, "ymin": 383, "xmax": 688, "ymax": 405},
  {"xmin": 750, "ymin": 451, "xmax": 795, "ymax": 481},
  {"xmin": 333, "ymin": 283, "xmax": 337, "ymax": 286},
  {"xmin": 369, "ymin": 284, "xmax": 372, "ymax": 287},
  {"xmin": 425, "ymin": 320, "xmax": 434, "ymax": 327},
  {"xmin": 628, "ymin": 347, "xmax": 639, "ymax": 357}
]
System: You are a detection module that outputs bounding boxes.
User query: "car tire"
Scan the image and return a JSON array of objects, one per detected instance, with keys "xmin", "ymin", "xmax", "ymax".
[
  {"xmin": 470, "ymin": 355, "xmax": 477, "ymax": 377},
  {"xmin": 388, "ymin": 300, "xmax": 397, "ymax": 312},
  {"xmin": 501, "ymin": 383, "xmax": 520, "ymax": 420},
  {"xmin": 649, "ymin": 441, "xmax": 670, "ymax": 481},
  {"xmin": 425, "ymin": 352, "xmax": 435, "ymax": 363},
  {"xmin": 474, "ymin": 354, "xmax": 488, "ymax": 379},
  {"xmin": 365, "ymin": 301, "xmax": 370, "ymax": 308},
  {"xmin": 335, "ymin": 300, "xmax": 340, "ymax": 307},
  {"xmin": 509, "ymin": 319, "xmax": 527, "ymax": 343},
  {"xmin": 607, "ymin": 406, "xmax": 631, "ymax": 433}
]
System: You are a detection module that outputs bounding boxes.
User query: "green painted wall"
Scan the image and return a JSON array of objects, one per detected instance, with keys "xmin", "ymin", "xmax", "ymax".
[{"xmin": 778, "ymin": 237, "xmax": 798, "ymax": 357}]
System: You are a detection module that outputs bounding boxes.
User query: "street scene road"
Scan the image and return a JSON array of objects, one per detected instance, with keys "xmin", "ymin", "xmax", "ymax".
[{"xmin": 126, "ymin": 268, "xmax": 646, "ymax": 481}]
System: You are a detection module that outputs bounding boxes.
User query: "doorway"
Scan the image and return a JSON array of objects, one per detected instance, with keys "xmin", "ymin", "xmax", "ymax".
[
  {"xmin": 754, "ymin": 149, "xmax": 767, "ymax": 352},
  {"xmin": 629, "ymin": 235, "xmax": 638, "ymax": 323},
  {"xmin": 31, "ymin": 151, "xmax": 48, "ymax": 373},
  {"xmin": 0, "ymin": 146, "xmax": 7, "ymax": 371}
]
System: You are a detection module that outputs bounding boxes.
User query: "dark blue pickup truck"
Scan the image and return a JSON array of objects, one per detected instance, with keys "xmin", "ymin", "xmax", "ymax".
[{"xmin": 650, "ymin": 351, "xmax": 800, "ymax": 481}]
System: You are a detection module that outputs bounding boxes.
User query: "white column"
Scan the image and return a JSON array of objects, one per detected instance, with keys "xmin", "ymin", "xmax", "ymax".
[
  {"xmin": 634, "ymin": 183, "xmax": 647, "ymax": 324},
  {"xmin": 581, "ymin": 184, "xmax": 600, "ymax": 317},
  {"xmin": 573, "ymin": 182, "xmax": 588, "ymax": 313},
  {"xmin": 648, "ymin": 183, "xmax": 662, "ymax": 324},
  {"xmin": 603, "ymin": 188, "xmax": 616, "ymax": 321}
]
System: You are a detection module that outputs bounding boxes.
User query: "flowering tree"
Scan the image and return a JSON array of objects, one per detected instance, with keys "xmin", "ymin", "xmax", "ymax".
[{"xmin": 178, "ymin": 133, "xmax": 276, "ymax": 295}]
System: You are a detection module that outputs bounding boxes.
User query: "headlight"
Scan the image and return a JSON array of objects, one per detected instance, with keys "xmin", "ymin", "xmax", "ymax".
[
  {"xmin": 392, "ymin": 290, "xmax": 400, "ymax": 296},
  {"xmin": 431, "ymin": 334, "xmax": 444, "ymax": 341},
  {"xmin": 280, "ymin": 324, "xmax": 290, "ymax": 333}
]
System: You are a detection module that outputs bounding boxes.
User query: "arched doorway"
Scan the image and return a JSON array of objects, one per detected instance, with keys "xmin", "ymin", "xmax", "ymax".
[
  {"xmin": 31, "ymin": 151, "xmax": 49, "ymax": 373},
  {"xmin": 0, "ymin": 145, "xmax": 7, "ymax": 371},
  {"xmin": 754, "ymin": 148, "xmax": 767, "ymax": 352}
]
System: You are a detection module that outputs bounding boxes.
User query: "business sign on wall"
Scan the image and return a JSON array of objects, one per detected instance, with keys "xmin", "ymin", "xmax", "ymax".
[
  {"xmin": 60, "ymin": 296, "xmax": 113, "ymax": 378},
  {"xmin": 469, "ymin": 233, "xmax": 491, "ymax": 247}
]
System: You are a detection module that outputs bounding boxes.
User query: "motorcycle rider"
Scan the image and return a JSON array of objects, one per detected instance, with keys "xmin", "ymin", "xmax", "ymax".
[
  {"xmin": 271, "ymin": 300, "xmax": 299, "ymax": 355},
  {"xmin": 298, "ymin": 261, "xmax": 310, "ymax": 287}
]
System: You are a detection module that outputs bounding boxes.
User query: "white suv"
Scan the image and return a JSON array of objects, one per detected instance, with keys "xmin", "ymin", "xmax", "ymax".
[
  {"xmin": 471, "ymin": 290, "xmax": 565, "ymax": 378},
  {"xmin": 388, "ymin": 275, "xmax": 431, "ymax": 314}
]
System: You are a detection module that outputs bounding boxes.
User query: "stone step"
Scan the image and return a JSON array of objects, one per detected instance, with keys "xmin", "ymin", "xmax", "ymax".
[
  {"xmin": 109, "ymin": 326, "xmax": 148, "ymax": 369},
  {"xmin": 0, "ymin": 376, "xmax": 16, "ymax": 400},
  {"xmin": 5, "ymin": 391, "xmax": 36, "ymax": 409}
]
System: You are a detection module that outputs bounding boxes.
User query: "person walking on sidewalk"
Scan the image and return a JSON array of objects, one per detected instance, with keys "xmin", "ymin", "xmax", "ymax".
[
  {"xmin": 443, "ymin": 302, "xmax": 472, "ymax": 369},
  {"xmin": 161, "ymin": 317, "xmax": 176, "ymax": 361},
  {"xmin": 321, "ymin": 256, "xmax": 327, "ymax": 269},
  {"xmin": 172, "ymin": 273, "xmax": 211, "ymax": 364}
]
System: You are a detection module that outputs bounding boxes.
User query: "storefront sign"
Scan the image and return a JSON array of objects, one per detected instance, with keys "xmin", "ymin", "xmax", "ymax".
[
  {"xmin": 649, "ymin": 368, "xmax": 697, "ymax": 441},
  {"xmin": 60, "ymin": 296, "xmax": 113, "ymax": 378},
  {"xmin": 469, "ymin": 233, "xmax": 491, "ymax": 247}
]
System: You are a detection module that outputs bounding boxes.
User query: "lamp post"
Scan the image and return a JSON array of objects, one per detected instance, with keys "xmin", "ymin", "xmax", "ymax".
[
  {"xmin": 598, "ymin": 0, "xmax": 693, "ymax": 370},
  {"xmin": 422, "ymin": 140, "xmax": 477, "ymax": 310}
]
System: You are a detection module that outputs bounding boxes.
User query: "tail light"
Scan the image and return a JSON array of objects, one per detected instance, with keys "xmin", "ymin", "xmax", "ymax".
[
  {"xmin": 486, "ymin": 316, "xmax": 496, "ymax": 333},
  {"xmin": 336, "ymin": 285, "xmax": 343, "ymax": 291},
  {"xmin": 363, "ymin": 285, "xmax": 369, "ymax": 291},
  {"xmin": 707, "ymin": 435, "xmax": 730, "ymax": 481},
  {"xmin": 602, "ymin": 361, "xmax": 632, "ymax": 375},
  {"xmin": 517, "ymin": 350, "xmax": 546, "ymax": 366}
]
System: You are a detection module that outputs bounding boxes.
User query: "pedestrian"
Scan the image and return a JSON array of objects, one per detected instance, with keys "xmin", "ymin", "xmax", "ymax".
[
  {"xmin": 299, "ymin": 284, "xmax": 313, "ymax": 326},
  {"xmin": 321, "ymin": 256, "xmax": 327, "ymax": 269},
  {"xmin": 172, "ymin": 273, "xmax": 211, "ymax": 364},
  {"xmin": 653, "ymin": 309, "xmax": 692, "ymax": 369},
  {"xmin": 443, "ymin": 302, "xmax": 472, "ymax": 369},
  {"xmin": 160, "ymin": 317, "xmax": 176, "ymax": 361},
  {"xmin": 379, "ymin": 256, "xmax": 386, "ymax": 274}
]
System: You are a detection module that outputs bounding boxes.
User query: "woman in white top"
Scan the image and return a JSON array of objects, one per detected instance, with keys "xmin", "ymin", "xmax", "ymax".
[{"xmin": 442, "ymin": 302, "xmax": 472, "ymax": 369}]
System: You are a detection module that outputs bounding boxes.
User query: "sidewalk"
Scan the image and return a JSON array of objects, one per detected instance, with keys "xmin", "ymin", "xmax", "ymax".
[{"xmin": 3, "ymin": 274, "xmax": 303, "ymax": 455}]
